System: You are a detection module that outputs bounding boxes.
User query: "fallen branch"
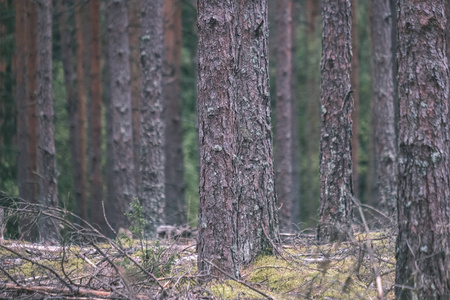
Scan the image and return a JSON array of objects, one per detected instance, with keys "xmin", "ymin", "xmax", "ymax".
[{"xmin": 1, "ymin": 282, "xmax": 147, "ymax": 299}]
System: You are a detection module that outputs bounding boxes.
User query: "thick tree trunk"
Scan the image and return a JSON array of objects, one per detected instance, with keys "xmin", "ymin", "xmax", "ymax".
[
  {"xmin": 197, "ymin": 0, "xmax": 280, "ymax": 278},
  {"xmin": 139, "ymin": 0, "xmax": 165, "ymax": 237},
  {"xmin": 369, "ymin": 0, "xmax": 397, "ymax": 219},
  {"xmin": 163, "ymin": 0, "xmax": 186, "ymax": 226},
  {"xmin": 275, "ymin": 0, "xmax": 294, "ymax": 232},
  {"xmin": 350, "ymin": 0, "xmax": 359, "ymax": 197},
  {"xmin": 395, "ymin": 0, "xmax": 450, "ymax": 298},
  {"xmin": 106, "ymin": 0, "xmax": 136, "ymax": 232},
  {"xmin": 74, "ymin": 1, "xmax": 88, "ymax": 221},
  {"xmin": 317, "ymin": 0, "xmax": 354, "ymax": 243},
  {"xmin": 128, "ymin": 0, "xmax": 141, "ymax": 187},
  {"xmin": 36, "ymin": 0, "xmax": 59, "ymax": 244},
  {"xmin": 88, "ymin": 0, "xmax": 105, "ymax": 232}
]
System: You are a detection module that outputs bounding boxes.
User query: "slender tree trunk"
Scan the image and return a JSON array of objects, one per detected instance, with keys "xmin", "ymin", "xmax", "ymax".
[
  {"xmin": 395, "ymin": 1, "xmax": 450, "ymax": 298},
  {"xmin": 74, "ymin": 0, "xmax": 88, "ymax": 221},
  {"xmin": 15, "ymin": 0, "xmax": 29, "ymax": 203},
  {"xmin": 106, "ymin": 0, "xmax": 135, "ymax": 232},
  {"xmin": 163, "ymin": 0, "xmax": 186, "ymax": 226},
  {"xmin": 290, "ymin": 0, "xmax": 300, "ymax": 227},
  {"xmin": 26, "ymin": 1, "xmax": 38, "ymax": 207},
  {"xmin": 56, "ymin": 0, "xmax": 81, "ymax": 225},
  {"xmin": 350, "ymin": 0, "xmax": 359, "ymax": 197},
  {"xmin": 0, "ymin": 0, "xmax": 6, "ymax": 239},
  {"xmin": 104, "ymin": 6, "xmax": 114, "ymax": 235},
  {"xmin": 36, "ymin": 0, "xmax": 58, "ymax": 244},
  {"xmin": 139, "ymin": 0, "xmax": 165, "ymax": 237},
  {"xmin": 369, "ymin": 0, "xmax": 397, "ymax": 219},
  {"xmin": 88, "ymin": 0, "xmax": 105, "ymax": 232},
  {"xmin": 317, "ymin": 0, "xmax": 354, "ymax": 243},
  {"xmin": 197, "ymin": 0, "xmax": 280, "ymax": 278},
  {"xmin": 275, "ymin": 0, "xmax": 294, "ymax": 232},
  {"xmin": 128, "ymin": 0, "xmax": 141, "ymax": 186}
]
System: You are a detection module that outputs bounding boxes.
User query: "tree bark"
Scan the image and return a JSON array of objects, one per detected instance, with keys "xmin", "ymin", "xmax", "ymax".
[
  {"xmin": 275, "ymin": 0, "xmax": 294, "ymax": 232},
  {"xmin": 26, "ymin": 1, "xmax": 38, "ymax": 207},
  {"xmin": 369, "ymin": 0, "xmax": 397, "ymax": 219},
  {"xmin": 36, "ymin": 0, "xmax": 59, "ymax": 244},
  {"xmin": 395, "ymin": 0, "xmax": 450, "ymax": 298},
  {"xmin": 74, "ymin": 0, "xmax": 88, "ymax": 221},
  {"xmin": 56, "ymin": 0, "xmax": 81, "ymax": 225},
  {"xmin": 290, "ymin": 0, "xmax": 300, "ymax": 227},
  {"xmin": 350, "ymin": 0, "xmax": 359, "ymax": 197},
  {"xmin": 317, "ymin": 0, "xmax": 354, "ymax": 243},
  {"xmin": 106, "ymin": 0, "xmax": 136, "ymax": 232},
  {"xmin": 197, "ymin": 0, "xmax": 280, "ymax": 278},
  {"xmin": 128, "ymin": 0, "xmax": 141, "ymax": 187},
  {"xmin": 15, "ymin": 0, "xmax": 29, "ymax": 204},
  {"xmin": 139, "ymin": 0, "xmax": 165, "ymax": 236},
  {"xmin": 88, "ymin": 0, "xmax": 105, "ymax": 232},
  {"xmin": 163, "ymin": 0, "xmax": 186, "ymax": 226}
]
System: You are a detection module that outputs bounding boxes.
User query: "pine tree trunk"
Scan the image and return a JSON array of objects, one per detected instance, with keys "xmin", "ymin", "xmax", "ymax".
[
  {"xmin": 163, "ymin": 0, "xmax": 186, "ymax": 226},
  {"xmin": 395, "ymin": 0, "xmax": 450, "ymax": 298},
  {"xmin": 56, "ymin": 0, "xmax": 81, "ymax": 225},
  {"xmin": 106, "ymin": 0, "xmax": 136, "ymax": 232},
  {"xmin": 26, "ymin": 2, "xmax": 38, "ymax": 207},
  {"xmin": 0, "ymin": 0, "xmax": 6, "ymax": 239},
  {"xmin": 88, "ymin": 0, "xmax": 105, "ymax": 232},
  {"xmin": 128, "ymin": 0, "xmax": 141, "ymax": 187},
  {"xmin": 36, "ymin": 0, "xmax": 58, "ymax": 244},
  {"xmin": 275, "ymin": 0, "xmax": 294, "ymax": 232},
  {"xmin": 74, "ymin": 1, "xmax": 88, "ymax": 221},
  {"xmin": 290, "ymin": 0, "xmax": 300, "ymax": 227},
  {"xmin": 15, "ymin": 0, "xmax": 29, "ymax": 204},
  {"xmin": 369, "ymin": 0, "xmax": 397, "ymax": 219},
  {"xmin": 317, "ymin": 0, "xmax": 354, "ymax": 243},
  {"xmin": 139, "ymin": 0, "xmax": 165, "ymax": 237},
  {"xmin": 197, "ymin": 0, "xmax": 280, "ymax": 278}
]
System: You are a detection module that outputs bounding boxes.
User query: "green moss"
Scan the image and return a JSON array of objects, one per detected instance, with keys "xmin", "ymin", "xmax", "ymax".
[{"xmin": 210, "ymin": 280, "xmax": 266, "ymax": 299}]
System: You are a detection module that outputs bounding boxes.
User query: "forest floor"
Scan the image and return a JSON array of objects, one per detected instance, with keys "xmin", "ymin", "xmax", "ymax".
[
  {"xmin": 0, "ymin": 228, "xmax": 396, "ymax": 299},
  {"xmin": 0, "ymin": 195, "xmax": 395, "ymax": 299}
]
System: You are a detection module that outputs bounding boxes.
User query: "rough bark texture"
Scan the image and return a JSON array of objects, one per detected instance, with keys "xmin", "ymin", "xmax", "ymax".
[
  {"xmin": 197, "ymin": 0, "xmax": 280, "ymax": 278},
  {"xmin": 36, "ymin": 0, "xmax": 59, "ymax": 244},
  {"xmin": 74, "ymin": 0, "xmax": 88, "ymax": 221},
  {"xmin": 88, "ymin": 0, "xmax": 105, "ymax": 232},
  {"xmin": 139, "ymin": 0, "xmax": 165, "ymax": 237},
  {"xmin": 163, "ymin": 0, "xmax": 186, "ymax": 226},
  {"xmin": 395, "ymin": 1, "xmax": 450, "ymax": 298},
  {"xmin": 106, "ymin": 0, "xmax": 136, "ymax": 232},
  {"xmin": 317, "ymin": 0, "xmax": 354, "ymax": 243},
  {"xmin": 369, "ymin": 0, "xmax": 397, "ymax": 219},
  {"xmin": 350, "ymin": 0, "xmax": 359, "ymax": 197},
  {"xmin": 275, "ymin": 0, "xmax": 294, "ymax": 232},
  {"xmin": 128, "ymin": 0, "xmax": 141, "ymax": 186}
]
